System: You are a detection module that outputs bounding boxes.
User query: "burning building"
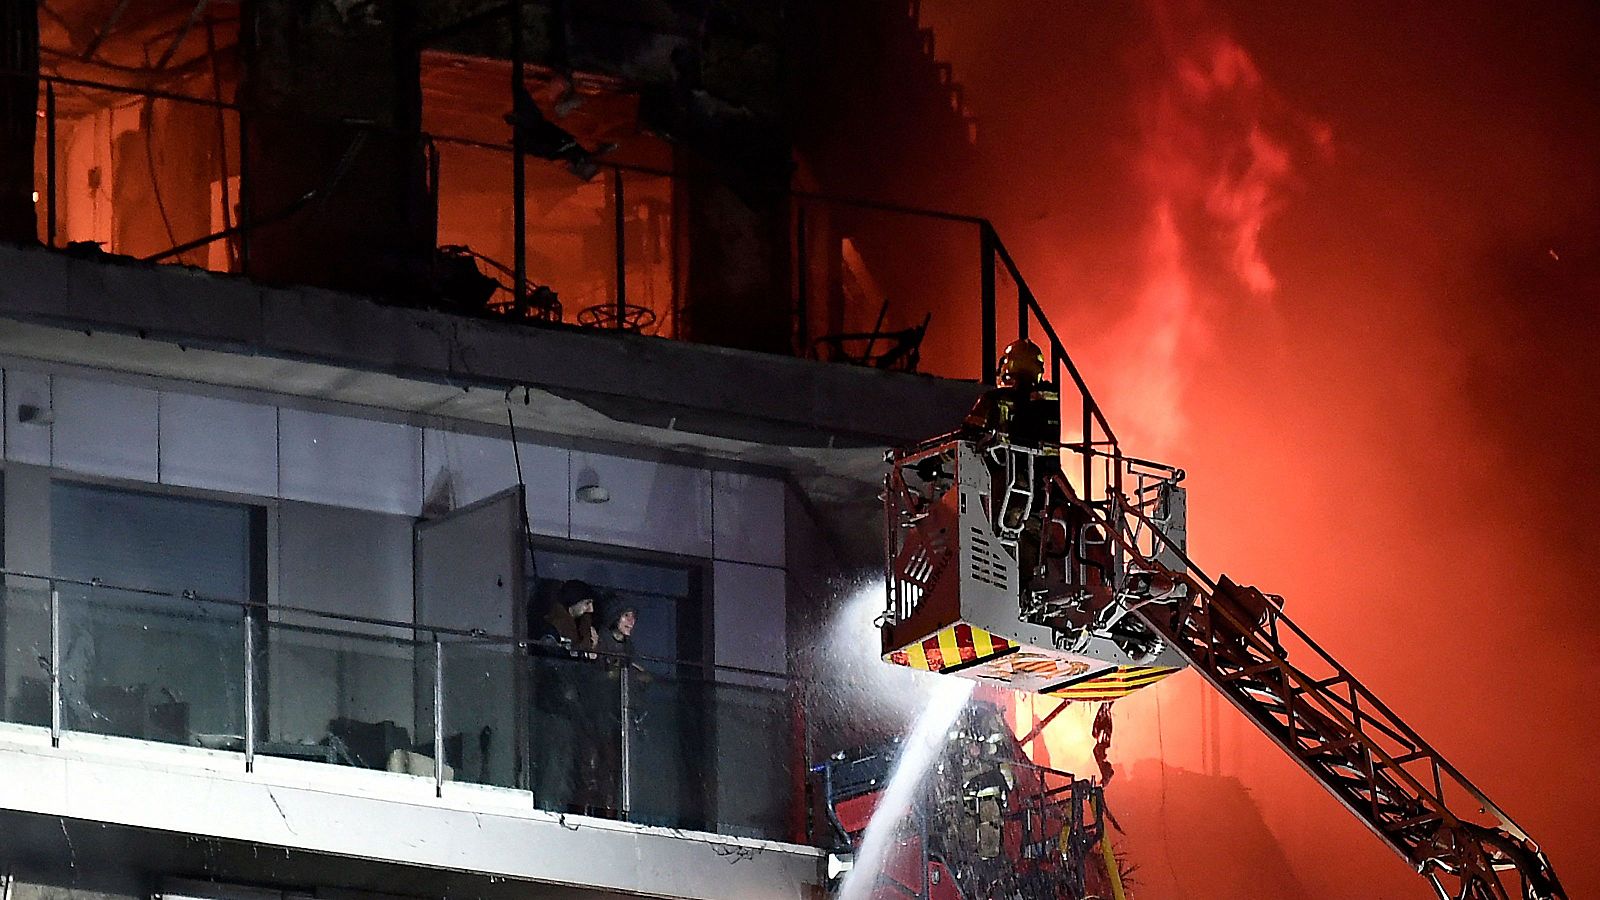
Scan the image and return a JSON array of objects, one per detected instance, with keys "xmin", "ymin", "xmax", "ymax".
[
  {"xmin": 0, "ymin": 1, "xmax": 1587, "ymax": 899},
  {"xmin": 0, "ymin": 2, "xmax": 1049, "ymax": 899}
]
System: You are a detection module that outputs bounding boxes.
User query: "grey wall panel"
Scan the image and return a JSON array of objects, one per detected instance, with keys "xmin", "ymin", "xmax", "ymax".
[
  {"xmin": 712, "ymin": 471, "xmax": 786, "ymax": 567},
  {"xmin": 159, "ymin": 392, "xmax": 279, "ymax": 497},
  {"xmin": 276, "ymin": 501, "xmax": 415, "ymax": 632},
  {"xmin": 52, "ymin": 376, "xmax": 159, "ymax": 483},
  {"xmin": 783, "ymin": 489, "xmax": 844, "ymax": 612},
  {"xmin": 712, "ymin": 561, "xmax": 787, "ymax": 676},
  {"xmin": 4, "ymin": 369, "xmax": 49, "ymax": 465},
  {"xmin": 279, "ymin": 409, "xmax": 422, "ymax": 515},
  {"xmin": 422, "ymin": 428, "xmax": 568, "ymax": 536},
  {"xmin": 569, "ymin": 453, "xmax": 711, "ymax": 558}
]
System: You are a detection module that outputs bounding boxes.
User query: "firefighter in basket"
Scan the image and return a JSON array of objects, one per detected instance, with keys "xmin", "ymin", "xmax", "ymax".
[
  {"xmin": 961, "ymin": 339, "xmax": 1060, "ymax": 577},
  {"xmin": 962, "ymin": 340, "xmax": 1114, "ymax": 626}
]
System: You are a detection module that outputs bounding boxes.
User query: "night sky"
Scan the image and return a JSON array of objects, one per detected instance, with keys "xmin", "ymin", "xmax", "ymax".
[{"xmin": 919, "ymin": 2, "xmax": 1600, "ymax": 896}]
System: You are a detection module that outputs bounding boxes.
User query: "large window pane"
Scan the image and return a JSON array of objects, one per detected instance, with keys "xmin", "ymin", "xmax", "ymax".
[
  {"xmin": 51, "ymin": 481, "xmax": 258, "ymax": 599},
  {"xmin": 57, "ymin": 582, "xmax": 243, "ymax": 745},
  {"xmin": 50, "ymin": 481, "xmax": 261, "ymax": 748},
  {"xmin": 1, "ymin": 580, "xmax": 53, "ymax": 728},
  {"xmin": 264, "ymin": 622, "xmax": 432, "ymax": 770}
]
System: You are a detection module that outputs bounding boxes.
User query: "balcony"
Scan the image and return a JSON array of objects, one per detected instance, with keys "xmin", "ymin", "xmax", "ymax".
[
  {"xmin": 0, "ymin": 571, "xmax": 823, "ymax": 899},
  {"xmin": 7, "ymin": 63, "xmax": 1075, "ymax": 390}
]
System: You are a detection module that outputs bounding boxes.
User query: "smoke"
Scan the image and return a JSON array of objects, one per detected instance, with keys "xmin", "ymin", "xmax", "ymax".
[
  {"xmin": 1100, "ymin": 0, "xmax": 1329, "ymax": 455},
  {"xmin": 912, "ymin": 0, "xmax": 1600, "ymax": 896}
]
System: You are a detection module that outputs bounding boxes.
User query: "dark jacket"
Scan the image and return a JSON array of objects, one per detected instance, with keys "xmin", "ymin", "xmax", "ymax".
[
  {"xmin": 962, "ymin": 382, "xmax": 1061, "ymax": 452},
  {"xmin": 534, "ymin": 600, "xmax": 596, "ymax": 715}
]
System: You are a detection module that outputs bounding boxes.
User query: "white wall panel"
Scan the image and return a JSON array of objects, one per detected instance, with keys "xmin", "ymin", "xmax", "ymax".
[
  {"xmin": 712, "ymin": 561, "xmax": 787, "ymax": 675},
  {"xmin": 279, "ymin": 409, "xmax": 422, "ymax": 515},
  {"xmin": 52, "ymin": 376, "xmax": 158, "ymax": 482},
  {"xmin": 159, "ymin": 392, "xmax": 279, "ymax": 497},
  {"xmin": 4, "ymin": 369, "xmax": 49, "ymax": 465},
  {"xmin": 422, "ymin": 428, "xmax": 568, "ymax": 536},
  {"xmin": 569, "ymin": 452, "xmax": 712, "ymax": 557},
  {"xmin": 712, "ymin": 471, "xmax": 786, "ymax": 567}
]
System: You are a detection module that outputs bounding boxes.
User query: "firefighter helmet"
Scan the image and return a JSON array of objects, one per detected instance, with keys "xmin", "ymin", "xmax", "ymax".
[{"xmin": 997, "ymin": 339, "xmax": 1045, "ymax": 388}]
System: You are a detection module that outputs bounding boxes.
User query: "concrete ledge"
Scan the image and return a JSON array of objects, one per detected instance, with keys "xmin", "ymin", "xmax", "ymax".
[
  {"xmin": 0, "ymin": 724, "xmax": 823, "ymax": 900},
  {"xmin": 0, "ymin": 244, "xmax": 981, "ymax": 451}
]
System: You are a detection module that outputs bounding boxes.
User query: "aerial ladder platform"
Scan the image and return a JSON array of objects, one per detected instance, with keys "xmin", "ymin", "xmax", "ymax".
[{"xmin": 881, "ymin": 392, "xmax": 1565, "ymax": 900}]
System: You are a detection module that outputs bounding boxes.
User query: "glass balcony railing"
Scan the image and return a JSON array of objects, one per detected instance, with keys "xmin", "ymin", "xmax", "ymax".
[{"xmin": 0, "ymin": 570, "xmax": 803, "ymax": 844}]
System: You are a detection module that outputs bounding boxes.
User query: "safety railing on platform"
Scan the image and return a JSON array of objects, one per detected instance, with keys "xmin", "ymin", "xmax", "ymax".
[{"xmin": 0, "ymin": 569, "xmax": 801, "ymax": 844}]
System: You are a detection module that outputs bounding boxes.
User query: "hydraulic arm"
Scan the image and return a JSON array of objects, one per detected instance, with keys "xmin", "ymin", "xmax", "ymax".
[
  {"xmin": 880, "ymin": 435, "xmax": 1564, "ymax": 900},
  {"xmin": 1060, "ymin": 464, "xmax": 1566, "ymax": 900}
]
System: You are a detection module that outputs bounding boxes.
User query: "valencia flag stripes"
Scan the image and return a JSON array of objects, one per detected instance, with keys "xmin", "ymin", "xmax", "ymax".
[{"xmin": 1046, "ymin": 665, "xmax": 1180, "ymax": 702}]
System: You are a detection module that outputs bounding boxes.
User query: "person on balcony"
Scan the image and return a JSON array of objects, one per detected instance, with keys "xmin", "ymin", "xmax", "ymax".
[
  {"xmin": 582, "ymin": 602, "xmax": 649, "ymax": 817},
  {"xmin": 532, "ymin": 579, "xmax": 599, "ymax": 812}
]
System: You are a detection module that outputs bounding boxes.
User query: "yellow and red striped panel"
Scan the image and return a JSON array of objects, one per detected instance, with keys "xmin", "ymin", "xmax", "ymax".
[
  {"xmin": 1046, "ymin": 665, "xmax": 1179, "ymax": 702},
  {"xmin": 886, "ymin": 622, "xmax": 1014, "ymax": 673}
]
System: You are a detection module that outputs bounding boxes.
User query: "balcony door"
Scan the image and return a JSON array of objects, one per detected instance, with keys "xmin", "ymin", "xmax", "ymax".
[{"xmin": 413, "ymin": 485, "xmax": 525, "ymax": 787}]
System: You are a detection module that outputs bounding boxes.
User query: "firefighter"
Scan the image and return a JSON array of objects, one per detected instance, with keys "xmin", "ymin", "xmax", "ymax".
[
  {"xmin": 963, "ymin": 339, "xmax": 1062, "ymax": 597},
  {"xmin": 962, "ymin": 338, "xmax": 1061, "ymax": 458}
]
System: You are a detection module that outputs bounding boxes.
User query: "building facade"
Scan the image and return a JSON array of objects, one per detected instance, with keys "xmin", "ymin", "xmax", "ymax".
[{"xmin": 0, "ymin": 2, "xmax": 1016, "ymax": 898}]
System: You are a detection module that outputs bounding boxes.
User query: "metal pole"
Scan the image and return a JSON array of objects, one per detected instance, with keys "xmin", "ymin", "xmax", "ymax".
[
  {"xmin": 45, "ymin": 84, "xmax": 56, "ymax": 246},
  {"xmin": 243, "ymin": 607, "xmax": 255, "ymax": 772},
  {"xmin": 980, "ymin": 223, "xmax": 996, "ymax": 383},
  {"xmin": 795, "ymin": 205, "xmax": 808, "ymax": 352},
  {"xmin": 612, "ymin": 166, "xmax": 626, "ymax": 328},
  {"xmin": 1082, "ymin": 405, "xmax": 1093, "ymax": 502},
  {"xmin": 1018, "ymin": 287, "xmax": 1030, "ymax": 342},
  {"xmin": 618, "ymin": 665, "xmax": 631, "ymax": 816},
  {"xmin": 433, "ymin": 640, "xmax": 444, "ymax": 798},
  {"xmin": 236, "ymin": 1, "xmax": 253, "ymax": 276},
  {"xmin": 48, "ymin": 587, "xmax": 60, "ymax": 747},
  {"xmin": 510, "ymin": 0, "xmax": 527, "ymax": 317}
]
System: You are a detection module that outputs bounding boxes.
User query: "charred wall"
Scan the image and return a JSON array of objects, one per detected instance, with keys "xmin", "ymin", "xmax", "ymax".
[
  {"xmin": 0, "ymin": 0, "xmax": 38, "ymax": 244},
  {"xmin": 241, "ymin": 0, "xmax": 431, "ymax": 299}
]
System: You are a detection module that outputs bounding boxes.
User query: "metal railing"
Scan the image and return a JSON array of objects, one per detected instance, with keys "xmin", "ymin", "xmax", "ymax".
[
  {"xmin": 5, "ymin": 67, "xmax": 1106, "ymax": 393},
  {"xmin": 0, "ymin": 567, "xmax": 800, "ymax": 843}
]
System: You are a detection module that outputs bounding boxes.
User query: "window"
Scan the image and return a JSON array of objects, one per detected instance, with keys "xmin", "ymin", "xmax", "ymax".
[
  {"xmin": 530, "ymin": 544, "xmax": 706, "ymax": 672},
  {"xmin": 50, "ymin": 480, "xmax": 265, "ymax": 746}
]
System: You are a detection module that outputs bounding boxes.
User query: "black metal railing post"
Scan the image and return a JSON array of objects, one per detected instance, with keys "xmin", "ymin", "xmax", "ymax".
[
  {"xmin": 619, "ymin": 664, "xmax": 632, "ymax": 816},
  {"xmin": 1082, "ymin": 405, "xmax": 1093, "ymax": 501},
  {"xmin": 44, "ymin": 83, "xmax": 56, "ymax": 246},
  {"xmin": 612, "ymin": 165, "xmax": 626, "ymax": 328},
  {"xmin": 510, "ymin": 0, "xmax": 527, "ymax": 318},
  {"xmin": 980, "ymin": 221, "xmax": 997, "ymax": 384},
  {"xmin": 243, "ymin": 606, "xmax": 256, "ymax": 772}
]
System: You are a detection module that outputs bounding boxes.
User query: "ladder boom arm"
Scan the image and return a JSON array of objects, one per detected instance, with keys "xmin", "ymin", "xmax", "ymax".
[{"xmin": 1056, "ymin": 472, "xmax": 1566, "ymax": 900}]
